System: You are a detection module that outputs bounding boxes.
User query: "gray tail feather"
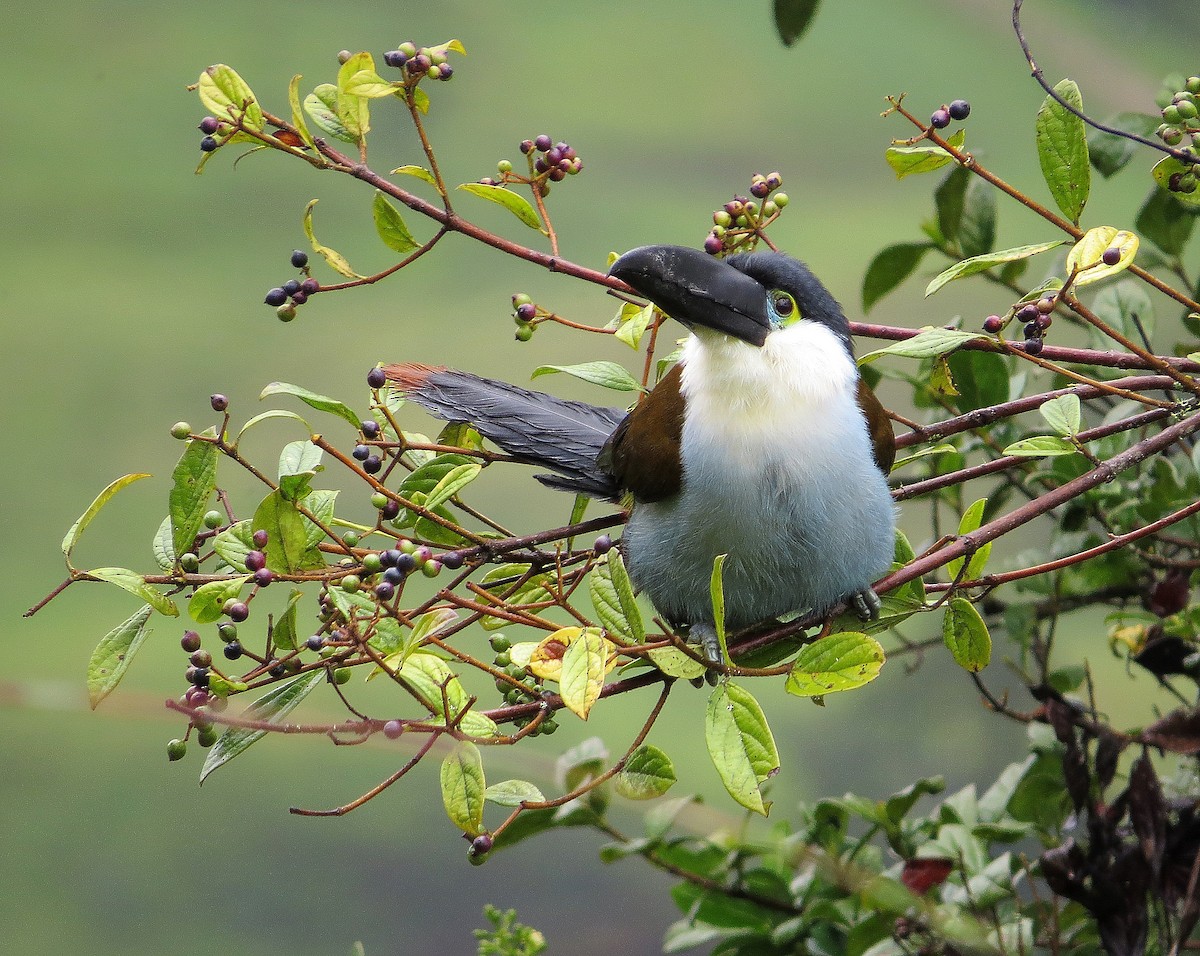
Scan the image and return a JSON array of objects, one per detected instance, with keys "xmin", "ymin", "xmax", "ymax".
[{"xmin": 383, "ymin": 363, "xmax": 626, "ymax": 499}]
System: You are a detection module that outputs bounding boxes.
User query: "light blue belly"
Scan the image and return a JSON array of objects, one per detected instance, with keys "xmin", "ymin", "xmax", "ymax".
[{"xmin": 623, "ymin": 445, "xmax": 894, "ymax": 630}]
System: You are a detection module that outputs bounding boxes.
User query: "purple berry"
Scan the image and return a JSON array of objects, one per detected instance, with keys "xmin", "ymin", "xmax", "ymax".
[
  {"xmin": 982, "ymin": 315, "xmax": 1003, "ymax": 334},
  {"xmin": 367, "ymin": 367, "xmax": 387, "ymax": 389},
  {"xmin": 750, "ymin": 180, "xmax": 770, "ymax": 199},
  {"xmin": 265, "ymin": 287, "xmax": 287, "ymax": 307},
  {"xmin": 383, "ymin": 50, "xmax": 407, "ymax": 68},
  {"xmin": 948, "ymin": 99, "xmax": 971, "ymax": 121},
  {"xmin": 199, "ymin": 116, "xmax": 220, "ymax": 135},
  {"xmin": 253, "ymin": 568, "xmax": 274, "ymax": 587},
  {"xmin": 245, "ymin": 550, "xmax": 266, "ymax": 572},
  {"xmin": 361, "ymin": 420, "xmax": 380, "ymax": 439},
  {"xmin": 519, "ymin": 140, "xmax": 534, "ymax": 154},
  {"xmin": 703, "ymin": 234, "xmax": 723, "ymax": 255},
  {"xmin": 1024, "ymin": 322, "xmax": 1040, "ymax": 340},
  {"xmin": 549, "ymin": 167, "xmax": 566, "ymax": 182},
  {"xmin": 282, "ymin": 279, "xmax": 301, "ymax": 296},
  {"xmin": 186, "ymin": 666, "xmax": 210, "ymax": 687},
  {"xmin": 469, "ymin": 834, "xmax": 493, "ymax": 856},
  {"xmin": 375, "ymin": 581, "xmax": 395, "ymax": 601},
  {"xmin": 409, "ymin": 53, "xmax": 431, "ymax": 75},
  {"xmin": 1035, "ymin": 313, "xmax": 1053, "ymax": 330},
  {"xmin": 380, "ymin": 549, "xmax": 400, "ymax": 567},
  {"xmin": 395, "ymin": 553, "xmax": 416, "ymax": 573},
  {"xmin": 290, "ymin": 290, "xmax": 307, "ymax": 306},
  {"xmin": 516, "ymin": 302, "xmax": 536, "ymax": 321},
  {"xmin": 252, "ymin": 529, "xmax": 269, "ymax": 549},
  {"xmin": 1017, "ymin": 303, "xmax": 1040, "ymax": 323},
  {"xmin": 544, "ymin": 147, "xmax": 563, "ymax": 167},
  {"xmin": 363, "ymin": 455, "xmax": 383, "ymax": 474},
  {"xmin": 383, "ymin": 719, "xmax": 404, "ymax": 739},
  {"xmin": 181, "ymin": 630, "xmax": 202, "ymax": 653},
  {"xmin": 290, "ymin": 250, "xmax": 309, "ymax": 269},
  {"xmin": 190, "ymin": 649, "xmax": 212, "ymax": 668},
  {"xmin": 184, "ymin": 685, "xmax": 209, "ymax": 706},
  {"xmin": 300, "ymin": 277, "xmax": 319, "ymax": 295},
  {"xmin": 930, "ymin": 108, "xmax": 951, "ymax": 130},
  {"xmin": 441, "ymin": 551, "xmax": 463, "ymax": 570},
  {"xmin": 227, "ymin": 602, "xmax": 249, "ymax": 623},
  {"xmin": 380, "ymin": 500, "xmax": 400, "ymax": 520},
  {"xmin": 437, "ymin": 64, "xmax": 453, "ymax": 81},
  {"xmin": 1101, "ymin": 246, "xmax": 1121, "ymax": 266},
  {"xmin": 210, "ymin": 393, "xmax": 229, "ymax": 412},
  {"xmin": 1024, "ymin": 338, "xmax": 1044, "ymax": 356},
  {"xmin": 200, "ymin": 136, "xmax": 219, "ymax": 152},
  {"xmin": 383, "ymin": 566, "xmax": 404, "ymax": 585},
  {"xmin": 352, "ymin": 444, "xmax": 371, "ymax": 461},
  {"xmin": 223, "ymin": 640, "xmax": 242, "ymax": 660},
  {"xmin": 305, "ymin": 635, "xmax": 325, "ymax": 652},
  {"xmin": 534, "ymin": 134, "xmax": 552, "ymax": 152}
]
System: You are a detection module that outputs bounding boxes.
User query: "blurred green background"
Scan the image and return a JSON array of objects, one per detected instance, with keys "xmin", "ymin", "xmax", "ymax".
[{"xmin": 4, "ymin": 1, "xmax": 1193, "ymax": 953}]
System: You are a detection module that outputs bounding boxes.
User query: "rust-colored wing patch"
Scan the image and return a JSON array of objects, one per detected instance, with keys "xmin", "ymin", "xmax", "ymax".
[
  {"xmin": 857, "ymin": 377, "xmax": 896, "ymax": 475},
  {"xmin": 600, "ymin": 364, "xmax": 686, "ymax": 503}
]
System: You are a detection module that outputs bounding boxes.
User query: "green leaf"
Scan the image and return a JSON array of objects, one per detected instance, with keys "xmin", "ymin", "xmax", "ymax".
[
  {"xmin": 200, "ymin": 670, "xmax": 324, "ymax": 783},
  {"xmin": 398, "ymin": 653, "xmax": 498, "ymax": 737},
  {"xmin": 924, "ymin": 241, "xmax": 1067, "ymax": 297},
  {"xmin": 1039, "ymin": 394, "xmax": 1082, "ymax": 437},
  {"xmin": 614, "ymin": 302, "xmax": 655, "ymax": 350},
  {"xmin": 277, "ymin": 440, "xmax": 323, "ymax": 501},
  {"xmin": 785, "ymin": 631, "xmax": 885, "ymax": 696},
  {"xmin": 152, "ymin": 516, "xmax": 175, "ymax": 571},
  {"xmin": 560, "ymin": 628, "xmax": 610, "ymax": 720},
  {"xmin": 169, "ymin": 433, "xmax": 218, "ymax": 562},
  {"xmin": 861, "ymin": 243, "xmax": 932, "ymax": 313},
  {"xmin": 589, "ymin": 551, "xmax": 645, "ymax": 645},
  {"xmin": 456, "ymin": 182, "xmax": 542, "ymax": 230},
  {"xmin": 946, "ymin": 350, "xmax": 1008, "ymax": 413},
  {"xmin": 301, "ymin": 489, "xmax": 337, "ymax": 551},
  {"xmin": 646, "ymin": 646, "xmax": 707, "ymax": 680},
  {"xmin": 259, "ymin": 380, "xmax": 362, "ymax": 429},
  {"xmin": 942, "ymin": 597, "xmax": 991, "ymax": 672},
  {"xmin": 301, "ymin": 199, "xmax": 365, "ymax": 280},
  {"xmin": 87, "ymin": 568, "xmax": 178, "ymax": 617},
  {"xmin": 1136, "ymin": 188, "xmax": 1194, "ymax": 256},
  {"xmin": 372, "ymin": 191, "xmax": 419, "ymax": 254},
  {"xmin": 858, "ymin": 326, "xmax": 989, "ymax": 365},
  {"xmin": 423, "ymin": 462, "xmax": 481, "ymax": 512},
  {"xmin": 1152, "ymin": 156, "xmax": 1200, "ymax": 208},
  {"xmin": 409, "ymin": 85, "xmax": 431, "ymax": 115},
  {"xmin": 62, "ymin": 473, "xmax": 152, "ymax": 561},
  {"xmin": 234, "ymin": 409, "xmax": 312, "ymax": 443},
  {"xmin": 197, "ymin": 64, "xmax": 264, "ymax": 131},
  {"xmin": 1002, "ymin": 435, "xmax": 1078, "ymax": 458},
  {"xmin": 1090, "ymin": 280, "xmax": 1154, "ymax": 351},
  {"xmin": 946, "ymin": 499, "xmax": 992, "ymax": 581},
  {"xmin": 1065, "ymin": 226, "xmax": 1138, "ymax": 286},
  {"xmin": 1088, "ymin": 112, "xmax": 1160, "ymax": 178},
  {"xmin": 935, "ymin": 165, "xmax": 971, "ymax": 247},
  {"xmin": 253, "ymin": 490, "xmax": 323, "ymax": 573},
  {"xmin": 709, "ymin": 553, "xmax": 729, "ymax": 664},
  {"xmin": 441, "ymin": 742, "xmax": 486, "ymax": 836},
  {"xmin": 773, "ymin": 0, "xmax": 820, "ymax": 46},
  {"xmin": 885, "ymin": 129, "xmax": 966, "ymax": 178},
  {"xmin": 616, "ymin": 744, "xmax": 677, "ymax": 800},
  {"xmin": 212, "ymin": 519, "xmax": 254, "ymax": 570},
  {"xmin": 484, "ymin": 779, "xmax": 546, "ymax": 807},
  {"xmin": 391, "ymin": 164, "xmax": 440, "ymax": 189},
  {"xmin": 334, "ymin": 52, "xmax": 373, "ymax": 142},
  {"xmin": 342, "ymin": 69, "xmax": 399, "ymax": 98},
  {"xmin": 303, "ymin": 84, "xmax": 356, "ymax": 144},
  {"xmin": 531, "ymin": 361, "xmax": 643, "ymax": 392},
  {"xmin": 87, "ymin": 604, "xmax": 154, "ymax": 709},
  {"xmin": 272, "ymin": 589, "xmax": 305, "ymax": 652},
  {"xmin": 287, "ymin": 74, "xmax": 316, "ymax": 151},
  {"xmin": 1036, "ymin": 78, "xmax": 1090, "ymax": 223},
  {"xmin": 705, "ymin": 682, "xmax": 779, "ymax": 816},
  {"xmin": 958, "ymin": 176, "xmax": 997, "ymax": 258},
  {"xmin": 188, "ymin": 576, "xmax": 250, "ymax": 624}
]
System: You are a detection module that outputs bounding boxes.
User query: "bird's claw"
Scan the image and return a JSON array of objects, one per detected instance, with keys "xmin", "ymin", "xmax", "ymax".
[
  {"xmin": 850, "ymin": 587, "xmax": 882, "ymax": 621},
  {"xmin": 689, "ymin": 623, "xmax": 723, "ymax": 665}
]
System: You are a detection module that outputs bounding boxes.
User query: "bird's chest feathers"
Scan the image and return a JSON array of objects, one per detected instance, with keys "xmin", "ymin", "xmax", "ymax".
[{"xmin": 678, "ymin": 322, "xmax": 864, "ymax": 483}]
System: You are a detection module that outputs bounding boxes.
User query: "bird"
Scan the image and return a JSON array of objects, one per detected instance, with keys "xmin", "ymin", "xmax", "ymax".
[{"xmin": 383, "ymin": 244, "xmax": 897, "ymax": 661}]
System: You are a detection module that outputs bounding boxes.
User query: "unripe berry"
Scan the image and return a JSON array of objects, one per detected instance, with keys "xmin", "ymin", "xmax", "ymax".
[
  {"xmin": 497, "ymin": 159, "xmax": 512, "ymax": 174},
  {"xmin": 277, "ymin": 303, "xmax": 297, "ymax": 322},
  {"xmin": 398, "ymin": 41, "xmax": 417, "ymax": 58},
  {"xmin": 750, "ymin": 180, "xmax": 770, "ymax": 199},
  {"xmin": 190, "ymin": 649, "xmax": 212, "ymax": 668},
  {"xmin": 515, "ymin": 324, "xmax": 534, "ymax": 342},
  {"xmin": 181, "ymin": 630, "xmax": 202, "ymax": 653},
  {"xmin": 170, "ymin": 422, "xmax": 192, "ymax": 440},
  {"xmin": 333, "ymin": 667, "xmax": 352, "ymax": 685},
  {"xmin": 773, "ymin": 192, "xmax": 789, "ymax": 207},
  {"xmin": 218, "ymin": 623, "xmax": 238, "ymax": 642},
  {"xmin": 337, "ymin": 50, "xmax": 352, "ymax": 64},
  {"xmin": 765, "ymin": 172, "xmax": 782, "ymax": 190},
  {"xmin": 179, "ymin": 552, "xmax": 200, "ymax": 572},
  {"xmin": 421, "ymin": 559, "xmax": 442, "ymax": 578},
  {"xmin": 167, "ymin": 738, "xmax": 187, "ymax": 761},
  {"xmin": 1036, "ymin": 296, "xmax": 1055, "ymax": 314}
]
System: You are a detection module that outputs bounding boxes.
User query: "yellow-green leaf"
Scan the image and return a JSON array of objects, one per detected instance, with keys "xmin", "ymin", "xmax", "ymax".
[
  {"xmin": 188, "ymin": 575, "xmax": 250, "ymax": 624},
  {"xmin": 287, "ymin": 73, "xmax": 316, "ymax": 151},
  {"xmin": 946, "ymin": 498, "xmax": 992, "ymax": 581},
  {"xmin": 197, "ymin": 64, "xmax": 264, "ymax": 131},
  {"xmin": 924, "ymin": 241, "xmax": 1067, "ymax": 297},
  {"xmin": 457, "ymin": 182, "xmax": 542, "ymax": 230},
  {"xmin": 1065, "ymin": 226, "xmax": 1138, "ymax": 286},
  {"xmin": 785, "ymin": 632, "xmax": 885, "ymax": 697},
  {"xmin": 589, "ymin": 550, "xmax": 644, "ymax": 645},
  {"xmin": 559, "ymin": 628, "xmax": 612, "ymax": 720},
  {"xmin": 87, "ymin": 605, "xmax": 154, "ymax": 709},
  {"xmin": 942, "ymin": 597, "xmax": 991, "ymax": 672},
  {"xmin": 87, "ymin": 568, "xmax": 178, "ymax": 617},
  {"xmin": 705, "ymin": 681, "xmax": 779, "ymax": 816},
  {"xmin": 615, "ymin": 744, "xmax": 677, "ymax": 800},
  {"xmin": 302, "ymin": 199, "xmax": 365, "ymax": 279},
  {"xmin": 441, "ymin": 742, "xmax": 486, "ymax": 836},
  {"xmin": 372, "ymin": 191, "xmax": 419, "ymax": 254},
  {"xmin": 62, "ymin": 473, "xmax": 152, "ymax": 561}
]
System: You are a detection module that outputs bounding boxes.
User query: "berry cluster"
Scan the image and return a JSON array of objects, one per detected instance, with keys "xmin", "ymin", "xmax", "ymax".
[
  {"xmin": 930, "ymin": 99, "xmax": 971, "ymax": 131},
  {"xmin": 704, "ymin": 172, "xmax": 789, "ymax": 256},
  {"xmin": 380, "ymin": 41, "xmax": 456, "ymax": 82},
  {"xmin": 520, "ymin": 135, "xmax": 583, "ymax": 183},
  {"xmin": 489, "ymin": 633, "xmax": 557, "ymax": 737},
  {"xmin": 983, "ymin": 293, "xmax": 1058, "ymax": 356},
  {"xmin": 197, "ymin": 115, "xmax": 225, "ymax": 153},
  {"xmin": 511, "ymin": 292, "xmax": 538, "ymax": 342},
  {"xmin": 263, "ymin": 250, "xmax": 319, "ymax": 322},
  {"xmin": 1156, "ymin": 77, "xmax": 1200, "ymax": 194}
]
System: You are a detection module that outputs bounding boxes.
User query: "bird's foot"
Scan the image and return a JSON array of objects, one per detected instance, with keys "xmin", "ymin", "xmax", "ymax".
[
  {"xmin": 688, "ymin": 623, "xmax": 723, "ymax": 665},
  {"xmin": 849, "ymin": 587, "xmax": 882, "ymax": 621}
]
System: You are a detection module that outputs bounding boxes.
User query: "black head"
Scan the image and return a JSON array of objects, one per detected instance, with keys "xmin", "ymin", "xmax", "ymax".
[{"xmin": 609, "ymin": 245, "xmax": 852, "ymax": 355}]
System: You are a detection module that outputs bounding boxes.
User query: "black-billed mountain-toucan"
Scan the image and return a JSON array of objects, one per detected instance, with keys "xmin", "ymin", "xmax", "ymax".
[{"xmin": 384, "ymin": 245, "xmax": 897, "ymax": 659}]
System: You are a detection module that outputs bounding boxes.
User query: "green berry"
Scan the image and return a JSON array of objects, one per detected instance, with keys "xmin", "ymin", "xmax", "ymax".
[
  {"xmin": 333, "ymin": 667, "xmax": 352, "ymax": 684},
  {"xmin": 1178, "ymin": 99, "xmax": 1198, "ymax": 120},
  {"xmin": 218, "ymin": 623, "xmax": 238, "ymax": 642},
  {"xmin": 341, "ymin": 531, "xmax": 360, "ymax": 548},
  {"xmin": 362, "ymin": 552, "xmax": 383, "ymax": 574},
  {"xmin": 515, "ymin": 324, "xmax": 534, "ymax": 342},
  {"xmin": 494, "ymin": 651, "xmax": 511, "ymax": 667},
  {"xmin": 370, "ymin": 491, "xmax": 388, "ymax": 509},
  {"xmin": 497, "ymin": 159, "xmax": 513, "ymax": 174},
  {"xmin": 203, "ymin": 510, "xmax": 223, "ymax": 530},
  {"xmin": 277, "ymin": 303, "xmax": 297, "ymax": 322},
  {"xmin": 197, "ymin": 726, "xmax": 218, "ymax": 748},
  {"xmin": 1188, "ymin": 77, "xmax": 1200, "ymax": 95},
  {"xmin": 490, "ymin": 634, "xmax": 511, "ymax": 653},
  {"xmin": 341, "ymin": 574, "xmax": 361, "ymax": 593},
  {"xmin": 761, "ymin": 200, "xmax": 778, "ymax": 218},
  {"xmin": 1163, "ymin": 104, "xmax": 1183, "ymax": 125},
  {"xmin": 170, "ymin": 422, "xmax": 192, "ymax": 440},
  {"xmin": 773, "ymin": 192, "xmax": 789, "ymax": 207},
  {"xmin": 167, "ymin": 738, "xmax": 187, "ymax": 761}
]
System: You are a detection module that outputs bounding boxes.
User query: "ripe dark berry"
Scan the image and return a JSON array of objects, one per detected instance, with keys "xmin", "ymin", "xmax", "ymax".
[
  {"xmin": 252, "ymin": 529, "xmax": 269, "ymax": 549},
  {"xmin": 282, "ymin": 279, "xmax": 301, "ymax": 296},
  {"xmin": 375, "ymin": 581, "xmax": 396, "ymax": 601},
  {"xmin": 379, "ymin": 549, "xmax": 400, "ymax": 567},
  {"xmin": 186, "ymin": 665, "xmax": 210, "ymax": 687},
  {"xmin": 253, "ymin": 568, "xmax": 274, "ymax": 587},
  {"xmin": 982, "ymin": 315, "xmax": 1003, "ymax": 334},
  {"xmin": 594, "ymin": 534, "xmax": 613, "ymax": 554},
  {"xmin": 223, "ymin": 640, "xmax": 243, "ymax": 660},
  {"xmin": 352, "ymin": 444, "xmax": 371, "ymax": 461},
  {"xmin": 265, "ymin": 287, "xmax": 287, "ymax": 306},
  {"xmin": 765, "ymin": 172, "xmax": 782, "ymax": 190},
  {"xmin": 367, "ymin": 367, "xmax": 387, "ymax": 389},
  {"xmin": 290, "ymin": 250, "xmax": 309, "ymax": 269},
  {"xmin": 395, "ymin": 553, "xmax": 416, "ymax": 573},
  {"xmin": 469, "ymin": 834, "xmax": 494, "ymax": 857},
  {"xmin": 290, "ymin": 291, "xmax": 308, "ymax": 306},
  {"xmin": 930, "ymin": 108, "xmax": 951, "ymax": 130},
  {"xmin": 269, "ymin": 661, "xmax": 287, "ymax": 678},
  {"xmin": 380, "ymin": 500, "xmax": 401, "ymax": 520},
  {"xmin": 167, "ymin": 738, "xmax": 187, "ymax": 761},
  {"xmin": 199, "ymin": 116, "xmax": 220, "ymax": 135},
  {"xmin": 383, "ymin": 50, "xmax": 407, "ymax": 68},
  {"xmin": 519, "ymin": 139, "xmax": 534, "ymax": 154},
  {"xmin": 210, "ymin": 393, "xmax": 229, "ymax": 412},
  {"xmin": 948, "ymin": 99, "xmax": 971, "ymax": 121},
  {"xmin": 437, "ymin": 64, "xmax": 454, "ymax": 81},
  {"xmin": 409, "ymin": 53, "xmax": 431, "ymax": 75},
  {"xmin": 200, "ymin": 136, "xmax": 219, "ymax": 152},
  {"xmin": 181, "ymin": 630, "xmax": 202, "ymax": 653},
  {"xmin": 548, "ymin": 167, "xmax": 566, "ymax": 182},
  {"xmin": 190, "ymin": 649, "xmax": 213, "ymax": 668},
  {"xmin": 305, "ymin": 634, "xmax": 325, "ymax": 652},
  {"xmin": 534, "ymin": 134, "xmax": 552, "ymax": 152},
  {"xmin": 515, "ymin": 302, "xmax": 537, "ymax": 321},
  {"xmin": 245, "ymin": 550, "xmax": 266, "ymax": 572},
  {"xmin": 1023, "ymin": 322, "xmax": 1039, "ymax": 340},
  {"xmin": 1101, "ymin": 246, "xmax": 1121, "ymax": 266},
  {"xmin": 363, "ymin": 455, "xmax": 383, "ymax": 474},
  {"xmin": 300, "ymin": 277, "xmax": 319, "ymax": 295},
  {"xmin": 383, "ymin": 566, "xmax": 404, "ymax": 585},
  {"xmin": 383, "ymin": 719, "xmax": 404, "ymax": 739},
  {"xmin": 1024, "ymin": 338, "xmax": 1044, "ymax": 356},
  {"xmin": 750, "ymin": 180, "xmax": 770, "ymax": 199},
  {"xmin": 1017, "ymin": 303, "xmax": 1040, "ymax": 323},
  {"xmin": 227, "ymin": 601, "xmax": 249, "ymax": 623},
  {"xmin": 441, "ymin": 551, "xmax": 463, "ymax": 570}
]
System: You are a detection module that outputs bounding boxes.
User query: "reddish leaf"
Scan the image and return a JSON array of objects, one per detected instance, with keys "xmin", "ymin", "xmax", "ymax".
[
  {"xmin": 900, "ymin": 857, "xmax": 954, "ymax": 895},
  {"xmin": 1142, "ymin": 707, "xmax": 1200, "ymax": 755}
]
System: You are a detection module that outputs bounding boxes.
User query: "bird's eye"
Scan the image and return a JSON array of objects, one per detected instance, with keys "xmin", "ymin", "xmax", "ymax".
[{"xmin": 772, "ymin": 292, "xmax": 798, "ymax": 324}]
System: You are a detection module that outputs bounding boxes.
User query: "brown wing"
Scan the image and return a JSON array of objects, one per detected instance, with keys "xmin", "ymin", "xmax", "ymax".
[
  {"xmin": 599, "ymin": 364, "xmax": 686, "ymax": 503},
  {"xmin": 857, "ymin": 377, "xmax": 896, "ymax": 475}
]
